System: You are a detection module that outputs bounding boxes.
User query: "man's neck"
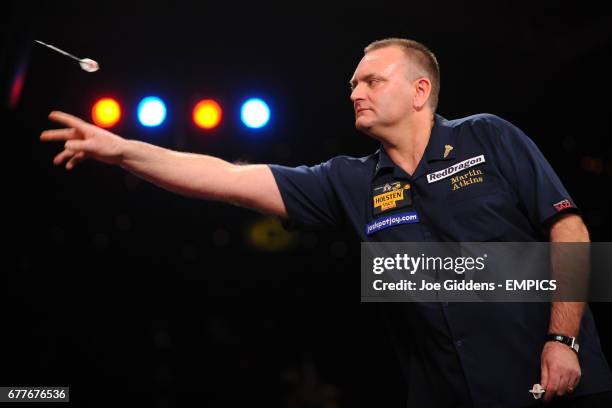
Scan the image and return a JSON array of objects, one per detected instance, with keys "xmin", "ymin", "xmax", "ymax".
[{"xmin": 380, "ymin": 112, "xmax": 435, "ymax": 176}]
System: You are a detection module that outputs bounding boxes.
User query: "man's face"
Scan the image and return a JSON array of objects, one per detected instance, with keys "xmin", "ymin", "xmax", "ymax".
[{"xmin": 349, "ymin": 46, "xmax": 416, "ymax": 136}]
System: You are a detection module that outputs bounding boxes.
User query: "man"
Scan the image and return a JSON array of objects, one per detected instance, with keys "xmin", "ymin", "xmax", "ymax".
[{"xmin": 41, "ymin": 38, "xmax": 612, "ymax": 407}]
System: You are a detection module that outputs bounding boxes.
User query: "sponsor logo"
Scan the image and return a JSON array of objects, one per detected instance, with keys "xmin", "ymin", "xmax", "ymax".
[
  {"xmin": 365, "ymin": 211, "xmax": 420, "ymax": 235},
  {"xmin": 373, "ymin": 189, "xmax": 404, "ymax": 211},
  {"xmin": 553, "ymin": 199, "xmax": 573, "ymax": 212},
  {"xmin": 372, "ymin": 182, "xmax": 411, "ymax": 214},
  {"xmin": 427, "ymin": 155, "xmax": 486, "ymax": 183}
]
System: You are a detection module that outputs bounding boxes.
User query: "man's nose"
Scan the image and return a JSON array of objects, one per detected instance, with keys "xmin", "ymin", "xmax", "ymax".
[{"xmin": 350, "ymin": 85, "xmax": 364, "ymax": 102}]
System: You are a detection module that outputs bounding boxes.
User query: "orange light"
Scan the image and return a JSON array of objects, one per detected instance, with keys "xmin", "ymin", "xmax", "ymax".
[
  {"xmin": 193, "ymin": 99, "xmax": 222, "ymax": 129},
  {"xmin": 92, "ymin": 98, "xmax": 121, "ymax": 128}
]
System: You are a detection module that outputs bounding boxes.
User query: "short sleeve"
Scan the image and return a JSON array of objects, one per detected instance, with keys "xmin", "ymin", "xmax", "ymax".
[
  {"xmin": 486, "ymin": 115, "xmax": 581, "ymax": 232},
  {"xmin": 268, "ymin": 159, "xmax": 343, "ymax": 231}
]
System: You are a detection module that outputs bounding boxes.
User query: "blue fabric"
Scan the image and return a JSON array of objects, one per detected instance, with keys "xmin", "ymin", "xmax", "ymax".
[{"xmin": 268, "ymin": 113, "xmax": 612, "ymax": 407}]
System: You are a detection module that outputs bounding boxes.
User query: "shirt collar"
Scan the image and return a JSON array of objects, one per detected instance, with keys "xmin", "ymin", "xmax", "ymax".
[{"xmin": 374, "ymin": 113, "xmax": 456, "ymax": 179}]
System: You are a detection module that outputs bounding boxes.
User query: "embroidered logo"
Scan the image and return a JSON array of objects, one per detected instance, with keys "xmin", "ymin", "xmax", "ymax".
[
  {"xmin": 451, "ymin": 169, "xmax": 484, "ymax": 191},
  {"xmin": 553, "ymin": 199, "xmax": 573, "ymax": 212}
]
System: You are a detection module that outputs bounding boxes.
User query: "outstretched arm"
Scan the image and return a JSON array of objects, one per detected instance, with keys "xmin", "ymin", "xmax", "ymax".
[{"xmin": 40, "ymin": 111, "xmax": 287, "ymax": 218}]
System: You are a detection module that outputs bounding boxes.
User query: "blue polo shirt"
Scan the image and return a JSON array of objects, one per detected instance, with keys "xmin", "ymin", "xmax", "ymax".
[{"xmin": 268, "ymin": 113, "xmax": 612, "ymax": 407}]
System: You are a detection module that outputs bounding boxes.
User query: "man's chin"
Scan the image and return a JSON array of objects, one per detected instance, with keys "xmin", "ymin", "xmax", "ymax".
[
  {"xmin": 355, "ymin": 118, "xmax": 371, "ymax": 130},
  {"xmin": 355, "ymin": 120, "xmax": 375, "ymax": 136}
]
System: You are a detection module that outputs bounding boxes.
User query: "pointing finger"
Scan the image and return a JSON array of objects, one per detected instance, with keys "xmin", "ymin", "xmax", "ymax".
[
  {"xmin": 48, "ymin": 111, "xmax": 88, "ymax": 129},
  {"xmin": 40, "ymin": 128, "xmax": 78, "ymax": 141}
]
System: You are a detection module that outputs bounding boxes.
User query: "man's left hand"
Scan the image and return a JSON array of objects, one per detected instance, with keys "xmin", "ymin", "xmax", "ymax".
[{"xmin": 540, "ymin": 341, "xmax": 581, "ymax": 403}]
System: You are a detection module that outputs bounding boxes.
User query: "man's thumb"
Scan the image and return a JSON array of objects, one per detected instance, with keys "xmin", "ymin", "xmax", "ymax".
[{"xmin": 541, "ymin": 363, "xmax": 549, "ymax": 389}]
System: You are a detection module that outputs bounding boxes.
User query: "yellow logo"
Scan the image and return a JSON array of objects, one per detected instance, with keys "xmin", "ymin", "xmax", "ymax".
[{"xmin": 373, "ymin": 190, "xmax": 404, "ymax": 211}]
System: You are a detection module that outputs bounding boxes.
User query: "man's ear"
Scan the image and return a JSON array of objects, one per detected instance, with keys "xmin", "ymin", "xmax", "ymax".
[{"xmin": 413, "ymin": 77, "xmax": 432, "ymax": 110}]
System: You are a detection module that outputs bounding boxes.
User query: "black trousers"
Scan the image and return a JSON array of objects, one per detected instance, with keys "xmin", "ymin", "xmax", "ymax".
[{"xmin": 527, "ymin": 390, "xmax": 612, "ymax": 407}]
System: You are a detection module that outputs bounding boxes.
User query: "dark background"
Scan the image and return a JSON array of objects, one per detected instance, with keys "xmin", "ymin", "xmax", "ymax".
[{"xmin": 2, "ymin": 1, "xmax": 612, "ymax": 406}]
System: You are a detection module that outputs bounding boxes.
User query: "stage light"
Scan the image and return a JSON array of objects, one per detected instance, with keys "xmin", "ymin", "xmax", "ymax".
[
  {"xmin": 247, "ymin": 217, "xmax": 296, "ymax": 251},
  {"xmin": 137, "ymin": 96, "xmax": 166, "ymax": 127},
  {"xmin": 193, "ymin": 99, "xmax": 222, "ymax": 129},
  {"xmin": 241, "ymin": 98, "xmax": 270, "ymax": 129},
  {"xmin": 91, "ymin": 98, "xmax": 121, "ymax": 128}
]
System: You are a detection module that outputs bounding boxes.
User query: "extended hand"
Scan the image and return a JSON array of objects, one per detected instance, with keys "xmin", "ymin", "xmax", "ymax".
[
  {"xmin": 540, "ymin": 341, "xmax": 581, "ymax": 403},
  {"xmin": 40, "ymin": 111, "xmax": 127, "ymax": 169}
]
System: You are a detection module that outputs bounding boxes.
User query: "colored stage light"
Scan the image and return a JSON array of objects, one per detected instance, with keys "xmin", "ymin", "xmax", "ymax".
[
  {"xmin": 193, "ymin": 99, "xmax": 222, "ymax": 129},
  {"xmin": 240, "ymin": 98, "xmax": 270, "ymax": 129},
  {"xmin": 137, "ymin": 96, "xmax": 167, "ymax": 127},
  {"xmin": 91, "ymin": 98, "xmax": 121, "ymax": 128},
  {"xmin": 247, "ymin": 217, "xmax": 296, "ymax": 251}
]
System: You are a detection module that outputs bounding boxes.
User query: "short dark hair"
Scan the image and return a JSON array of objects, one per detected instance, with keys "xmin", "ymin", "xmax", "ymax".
[{"xmin": 364, "ymin": 38, "xmax": 440, "ymax": 112}]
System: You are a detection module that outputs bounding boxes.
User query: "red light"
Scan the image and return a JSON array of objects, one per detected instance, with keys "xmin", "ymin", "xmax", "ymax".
[
  {"xmin": 193, "ymin": 99, "xmax": 222, "ymax": 129},
  {"xmin": 92, "ymin": 98, "xmax": 121, "ymax": 128}
]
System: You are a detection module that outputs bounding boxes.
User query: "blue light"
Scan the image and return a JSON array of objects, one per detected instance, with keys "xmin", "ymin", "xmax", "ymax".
[
  {"xmin": 137, "ymin": 96, "xmax": 167, "ymax": 127},
  {"xmin": 241, "ymin": 98, "xmax": 270, "ymax": 129}
]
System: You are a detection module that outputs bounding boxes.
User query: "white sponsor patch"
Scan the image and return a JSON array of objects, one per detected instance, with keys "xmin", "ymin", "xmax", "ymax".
[{"xmin": 426, "ymin": 155, "xmax": 486, "ymax": 183}]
